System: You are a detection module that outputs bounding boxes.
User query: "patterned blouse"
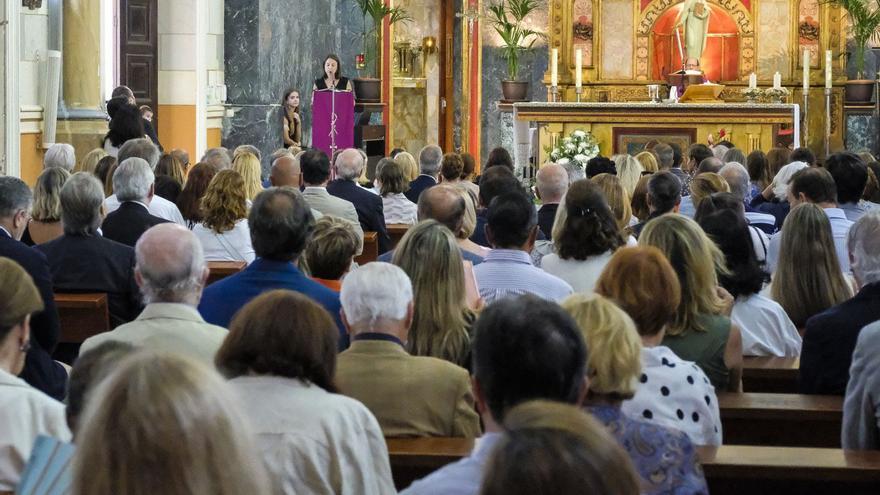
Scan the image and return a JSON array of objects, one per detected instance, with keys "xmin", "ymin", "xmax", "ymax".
[
  {"xmin": 382, "ymin": 193, "xmax": 418, "ymax": 225},
  {"xmin": 587, "ymin": 404, "xmax": 709, "ymax": 495}
]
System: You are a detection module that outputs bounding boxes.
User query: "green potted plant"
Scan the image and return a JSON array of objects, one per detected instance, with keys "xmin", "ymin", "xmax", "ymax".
[
  {"xmin": 352, "ymin": 0, "xmax": 412, "ymax": 103},
  {"xmin": 487, "ymin": 0, "xmax": 548, "ymax": 102},
  {"xmin": 826, "ymin": 0, "xmax": 880, "ymax": 103}
]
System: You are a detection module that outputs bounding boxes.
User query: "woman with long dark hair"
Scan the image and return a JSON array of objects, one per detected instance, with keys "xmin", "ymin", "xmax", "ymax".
[
  {"xmin": 102, "ymin": 103, "xmax": 145, "ymax": 157},
  {"xmin": 280, "ymin": 88, "xmax": 302, "ymax": 148}
]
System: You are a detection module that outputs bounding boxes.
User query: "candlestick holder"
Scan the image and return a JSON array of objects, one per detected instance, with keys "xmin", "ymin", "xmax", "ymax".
[
  {"xmin": 802, "ymin": 90, "xmax": 809, "ymax": 149},
  {"xmin": 824, "ymin": 87, "xmax": 832, "ymax": 158},
  {"xmin": 550, "ymin": 85, "xmax": 560, "ymax": 103},
  {"xmin": 575, "ymin": 86, "xmax": 583, "ymax": 103}
]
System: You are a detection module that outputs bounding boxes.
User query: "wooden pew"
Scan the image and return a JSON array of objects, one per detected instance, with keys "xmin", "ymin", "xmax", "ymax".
[
  {"xmin": 206, "ymin": 260, "xmax": 247, "ymax": 285},
  {"xmin": 354, "ymin": 232, "xmax": 379, "ymax": 265},
  {"xmin": 742, "ymin": 356, "xmax": 799, "ymax": 393},
  {"xmin": 718, "ymin": 392, "xmax": 843, "ymax": 448},
  {"xmin": 54, "ymin": 293, "xmax": 110, "ymax": 344},
  {"xmin": 386, "ymin": 438, "xmax": 880, "ymax": 495},
  {"xmin": 386, "ymin": 224, "xmax": 411, "ymax": 249}
]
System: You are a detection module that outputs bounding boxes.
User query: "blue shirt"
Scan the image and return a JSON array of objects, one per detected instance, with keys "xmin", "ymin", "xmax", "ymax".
[
  {"xmin": 679, "ymin": 196, "xmax": 696, "ymax": 218},
  {"xmin": 587, "ymin": 405, "xmax": 709, "ymax": 495},
  {"xmin": 378, "ymin": 247, "xmax": 484, "ymax": 265},
  {"xmin": 399, "ymin": 432, "xmax": 502, "ymax": 495},
  {"xmin": 198, "ymin": 257, "xmax": 348, "ymax": 349},
  {"xmin": 473, "ymin": 249, "xmax": 573, "ymax": 304}
]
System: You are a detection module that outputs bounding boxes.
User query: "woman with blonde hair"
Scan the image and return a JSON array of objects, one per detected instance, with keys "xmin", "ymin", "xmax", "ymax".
[
  {"xmin": 155, "ymin": 153, "xmax": 186, "ymax": 186},
  {"xmin": 689, "ymin": 172, "xmax": 730, "ymax": 210},
  {"xmin": 232, "ymin": 151, "xmax": 263, "ymax": 202},
  {"xmin": 455, "ymin": 187, "xmax": 492, "ymax": 259},
  {"xmin": 595, "ymin": 247, "xmax": 723, "ymax": 446},
  {"xmin": 193, "ymin": 170, "xmax": 255, "ymax": 263},
  {"xmin": 480, "ymin": 400, "xmax": 640, "ymax": 495},
  {"xmin": 76, "ymin": 148, "xmax": 108, "ymax": 174},
  {"xmin": 611, "ymin": 154, "xmax": 643, "ymax": 197},
  {"xmin": 94, "ymin": 155, "xmax": 117, "ymax": 197},
  {"xmin": 639, "ymin": 215, "xmax": 743, "ymax": 392},
  {"xmin": 769, "ymin": 203, "xmax": 853, "ymax": 329},
  {"xmin": 392, "ymin": 220, "xmax": 476, "ymax": 368},
  {"xmin": 395, "ymin": 151, "xmax": 419, "ymax": 182},
  {"xmin": 561, "ymin": 294, "xmax": 708, "ymax": 494},
  {"xmin": 71, "ymin": 352, "xmax": 271, "ymax": 495},
  {"xmin": 634, "ymin": 150, "xmax": 659, "ymax": 174},
  {"xmin": 542, "ymin": 180, "xmax": 626, "ymax": 294},
  {"xmin": 591, "ymin": 173, "xmax": 636, "ymax": 232},
  {"xmin": 377, "ymin": 159, "xmax": 418, "ymax": 225},
  {"xmin": 22, "ymin": 168, "xmax": 69, "ymax": 245}
]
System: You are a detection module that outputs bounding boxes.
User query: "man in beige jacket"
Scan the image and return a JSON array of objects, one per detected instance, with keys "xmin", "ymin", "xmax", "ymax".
[
  {"xmin": 335, "ymin": 262, "xmax": 480, "ymax": 438},
  {"xmin": 80, "ymin": 223, "xmax": 227, "ymax": 365}
]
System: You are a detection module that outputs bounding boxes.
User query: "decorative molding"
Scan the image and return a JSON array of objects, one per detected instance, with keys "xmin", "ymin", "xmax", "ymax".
[{"xmin": 5, "ymin": 0, "xmax": 21, "ymax": 176}]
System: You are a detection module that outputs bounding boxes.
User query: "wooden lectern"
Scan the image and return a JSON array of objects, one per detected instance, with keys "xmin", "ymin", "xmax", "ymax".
[
  {"xmin": 667, "ymin": 71, "xmax": 707, "ymax": 92},
  {"xmin": 679, "ymin": 84, "xmax": 726, "ymax": 103}
]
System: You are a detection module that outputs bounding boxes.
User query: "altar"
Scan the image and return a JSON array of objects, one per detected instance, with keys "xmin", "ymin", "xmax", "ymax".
[{"xmin": 513, "ymin": 102, "xmax": 800, "ymax": 169}]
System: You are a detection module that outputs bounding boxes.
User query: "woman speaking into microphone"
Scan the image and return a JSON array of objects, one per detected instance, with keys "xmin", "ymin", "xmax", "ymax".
[{"xmin": 312, "ymin": 54, "xmax": 354, "ymax": 94}]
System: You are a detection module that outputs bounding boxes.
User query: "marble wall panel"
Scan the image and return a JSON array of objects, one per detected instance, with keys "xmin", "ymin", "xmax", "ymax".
[
  {"xmin": 757, "ymin": 0, "xmax": 792, "ymax": 79},
  {"xmin": 846, "ymin": 114, "xmax": 880, "ymax": 156},
  {"xmin": 601, "ymin": 0, "xmax": 633, "ymax": 80},
  {"xmin": 392, "ymin": 87, "xmax": 427, "ymax": 152},
  {"xmin": 20, "ymin": 6, "xmax": 49, "ymax": 107},
  {"xmin": 393, "ymin": 0, "xmax": 440, "ymax": 148}
]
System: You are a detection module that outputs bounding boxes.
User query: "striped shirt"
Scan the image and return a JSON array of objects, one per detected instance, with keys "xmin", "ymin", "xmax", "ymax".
[
  {"xmin": 382, "ymin": 193, "xmax": 418, "ymax": 225},
  {"xmin": 473, "ymin": 249, "xmax": 573, "ymax": 304}
]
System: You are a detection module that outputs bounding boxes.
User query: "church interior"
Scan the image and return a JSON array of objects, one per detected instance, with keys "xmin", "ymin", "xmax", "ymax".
[{"xmin": 2, "ymin": 0, "xmax": 880, "ymax": 494}]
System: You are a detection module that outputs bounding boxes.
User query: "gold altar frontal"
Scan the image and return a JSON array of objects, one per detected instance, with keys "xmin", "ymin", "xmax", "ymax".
[{"xmin": 514, "ymin": 102, "xmax": 800, "ymax": 166}]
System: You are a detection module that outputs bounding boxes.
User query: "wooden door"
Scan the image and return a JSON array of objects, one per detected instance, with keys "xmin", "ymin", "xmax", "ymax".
[
  {"xmin": 119, "ymin": 0, "xmax": 158, "ymax": 121},
  {"xmin": 439, "ymin": 0, "xmax": 455, "ymax": 152}
]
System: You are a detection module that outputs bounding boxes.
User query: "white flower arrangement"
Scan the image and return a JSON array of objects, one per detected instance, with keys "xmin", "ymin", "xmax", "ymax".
[{"xmin": 547, "ymin": 130, "xmax": 600, "ymax": 169}]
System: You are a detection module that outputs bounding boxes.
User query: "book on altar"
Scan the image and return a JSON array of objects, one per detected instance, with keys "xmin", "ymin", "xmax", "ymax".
[{"xmin": 679, "ymin": 83, "xmax": 725, "ymax": 103}]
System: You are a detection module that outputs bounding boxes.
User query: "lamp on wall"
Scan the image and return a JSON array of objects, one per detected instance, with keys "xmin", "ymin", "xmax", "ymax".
[
  {"xmin": 422, "ymin": 36, "xmax": 437, "ymax": 54},
  {"xmin": 22, "ymin": 0, "xmax": 42, "ymax": 10}
]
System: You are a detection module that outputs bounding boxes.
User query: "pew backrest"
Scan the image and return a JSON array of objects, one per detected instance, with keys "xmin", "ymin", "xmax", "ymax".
[
  {"xmin": 54, "ymin": 292, "xmax": 110, "ymax": 344},
  {"xmin": 742, "ymin": 356, "xmax": 799, "ymax": 393},
  {"xmin": 718, "ymin": 392, "xmax": 843, "ymax": 448},
  {"xmin": 386, "ymin": 224, "xmax": 411, "ymax": 249},
  {"xmin": 355, "ymin": 232, "xmax": 379, "ymax": 265},
  {"xmin": 206, "ymin": 260, "xmax": 247, "ymax": 285}
]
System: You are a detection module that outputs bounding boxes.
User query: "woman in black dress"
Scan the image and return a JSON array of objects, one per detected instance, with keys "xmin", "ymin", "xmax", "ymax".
[{"xmin": 312, "ymin": 54, "xmax": 354, "ymax": 94}]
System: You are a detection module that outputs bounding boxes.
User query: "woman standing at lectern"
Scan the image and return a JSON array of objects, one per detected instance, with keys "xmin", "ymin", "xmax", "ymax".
[
  {"xmin": 313, "ymin": 54, "xmax": 354, "ymax": 94},
  {"xmin": 281, "ymin": 88, "xmax": 302, "ymax": 148}
]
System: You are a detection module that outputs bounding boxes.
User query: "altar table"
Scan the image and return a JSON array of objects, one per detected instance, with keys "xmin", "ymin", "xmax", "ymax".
[{"xmin": 513, "ymin": 102, "xmax": 800, "ymax": 170}]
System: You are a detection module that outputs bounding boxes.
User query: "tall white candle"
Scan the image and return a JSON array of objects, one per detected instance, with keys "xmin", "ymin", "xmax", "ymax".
[
  {"xmin": 825, "ymin": 50, "xmax": 832, "ymax": 89},
  {"xmin": 803, "ymin": 50, "xmax": 810, "ymax": 91},
  {"xmin": 551, "ymin": 48, "xmax": 558, "ymax": 86},
  {"xmin": 773, "ymin": 72, "xmax": 781, "ymax": 89},
  {"xmin": 749, "ymin": 72, "xmax": 757, "ymax": 89},
  {"xmin": 575, "ymin": 49, "xmax": 583, "ymax": 88}
]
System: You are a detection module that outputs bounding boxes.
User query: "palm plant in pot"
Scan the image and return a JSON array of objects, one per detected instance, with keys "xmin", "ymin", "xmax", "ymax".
[
  {"xmin": 487, "ymin": 0, "xmax": 547, "ymax": 102},
  {"xmin": 352, "ymin": 0, "xmax": 412, "ymax": 103},
  {"xmin": 826, "ymin": 0, "xmax": 880, "ymax": 103}
]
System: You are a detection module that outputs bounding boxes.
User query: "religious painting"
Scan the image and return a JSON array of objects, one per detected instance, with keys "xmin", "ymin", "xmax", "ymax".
[
  {"xmin": 798, "ymin": 0, "xmax": 820, "ymax": 68},
  {"xmin": 611, "ymin": 127, "xmax": 697, "ymax": 155},
  {"xmin": 572, "ymin": 0, "xmax": 594, "ymax": 67}
]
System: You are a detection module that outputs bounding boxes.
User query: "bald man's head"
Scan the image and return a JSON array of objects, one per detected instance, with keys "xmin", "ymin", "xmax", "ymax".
[
  {"xmin": 418, "ymin": 184, "xmax": 467, "ymax": 235},
  {"xmin": 536, "ymin": 163, "xmax": 569, "ymax": 203},
  {"xmin": 270, "ymin": 155, "xmax": 301, "ymax": 188},
  {"xmin": 335, "ymin": 148, "xmax": 365, "ymax": 181},
  {"xmin": 134, "ymin": 224, "xmax": 208, "ymax": 306}
]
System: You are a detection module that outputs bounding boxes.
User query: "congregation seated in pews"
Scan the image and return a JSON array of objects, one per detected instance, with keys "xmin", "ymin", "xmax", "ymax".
[{"xmin": 3, "ymin": 134, "xmax": 880, "ymax": 494}]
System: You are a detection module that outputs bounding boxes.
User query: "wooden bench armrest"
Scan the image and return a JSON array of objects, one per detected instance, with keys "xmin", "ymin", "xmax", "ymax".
[{"xmin": 53, "ymin": 292, "xmax": 108, "ymax": 309}]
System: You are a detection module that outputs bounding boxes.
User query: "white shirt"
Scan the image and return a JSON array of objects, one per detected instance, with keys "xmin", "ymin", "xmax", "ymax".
[
  {"xmin": 104, "ymin": 194, "xmax": 186, "ymax": 225},
  {"xmin": 228, "ymin": 376, "xmax": 396, "ymax": 495},
  {"xmin": 748, "ymin": 225, "xmax": 769, "ymax": 263},
  {"xmin": 0, "ymin": 369, "xmax": 71, "ymax": 490},
  {"xmin": 382, "ymin": 193, "xmax": 418, "ymax": 225},
  {"xmin": 731, "ymin": 294, "xmax": 802, "ymax": 357},
  {"xmin": 622, "ymin": 346, "xmax": 723, "ymax": 446},
  {"xmin": 192, "ymin": 219, "xmax": 256, "ymax": 263},
  {"xmin": 540, "ymin": 250, "xmax": 615, "ymax": 294},
  {"xmin": 766, "ymin": 207, "xmax": 853, "ymax": 275}
]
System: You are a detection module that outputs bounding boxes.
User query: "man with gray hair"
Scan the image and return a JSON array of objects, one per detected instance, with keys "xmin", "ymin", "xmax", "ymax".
[
  {"xmin": 801, "ymin": 210, "xmax": 880, "ymax": 397},
  {"xmin": 102, "ymin": 158, "xmax": 169, "ymax": 246},
  {"xmin": 79, "ymin": 224, "xmax": 226, "ymax": 365},
  {"xmin": 0, "ymin": 177, "xmax": 67, "ymax": 399},
  {"xmin": 36, "ymin": 173, "xmax": 141, "ymax": 328},
  {"xmin": 720, "ymin": 162, "xmax": 776, "ymax": 233},
  {"xmin": 335, "ymin": 262, "xmax": 480, "ymax": 438},
  {"xmin": 405, "ymin": 144, "xmax": 443, "ymax": 203},
  {"xmin": 104, "ymin": 138, "xmax": 185, "ymax": 225},
  {"xmin": 328, "ymin": 148, "xmax": 390, "ymax": 253},
  {"xmin": 44, "ymin": 143, "xmax": 76, "ymax": 171},
  {"xmin": 201, "ymin": 147, "xmax": 233, "ymax": 170},
  {"xmin": 535, "ymin": 163, "xmax": 569, "ymax": 240}
]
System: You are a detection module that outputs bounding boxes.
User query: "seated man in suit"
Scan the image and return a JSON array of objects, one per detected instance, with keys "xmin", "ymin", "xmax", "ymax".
[
  {"xmin": 81, "ymin": 224, "xmax": 226, "ymax": 365},
  {"xmin": 299, "ymin": 149, "xmax": 364, "ymax": 244},
  {"xmin": 36, "ymin": 173, "xmax": 141, "ymax": 329},
  {"xmin": 801, "ymin": 211, "xmax": 880, "ymax": 395},
  {"xmin": 405, "ymin": 145, "xmax": 442, "ymax": 204},
  {"xmin": 335, "ymin": 262, "xmax": 480, "ymax": 438},
  {"xmin": 102, "ymin": 158, "xmax": 169, "ymax": 247},
  {"xmin": 378, "ymin": 184, "xmax": 485, "ymax": 265},
  {"xmin": 198, "ymin": 187, "xmax": 348, "ymax": 348},
  {"xmin": 535, "ymin": 163, "xmax": 569, "ymax": 240},
  {"xmin": 0, "ymin": 177, "xmax": 66, "ymax": 399},
  {"xmin": 469, "ymin": 166, "xmax": 521, "ymax": 248},
  {"xmin": 104, "ymin": 138, "xmax": 185, "ymax": 225},
  {"xmin": 401, "ymin": 294, "xmax": 588, "ymax": 495},
  {"xmin": 269, "ymin": 154, "xmax": 324, "ymax": 220},
  {"xmin": 842, "ymin": 318, "xmax": 880, "ymax": 450},
  {"xmin": 327, "ymin": 149, "xmax": 390, "ymax": 253}
]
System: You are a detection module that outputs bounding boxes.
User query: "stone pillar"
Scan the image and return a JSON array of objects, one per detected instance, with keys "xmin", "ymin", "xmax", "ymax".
[{"xmin": 63, "ymin": 0, "xmax": 102, "ymax": 110}]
